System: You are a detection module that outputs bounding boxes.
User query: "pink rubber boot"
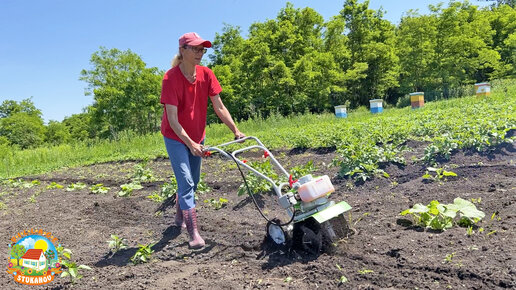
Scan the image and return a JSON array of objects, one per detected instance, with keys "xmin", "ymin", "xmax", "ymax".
[
  {"xmin": 175, "ymin": 201, "xmax": 186, "ymax": 229},
  {"xmin": 182, "ymin": 208, "xmax": 205, "ymax": 249}
]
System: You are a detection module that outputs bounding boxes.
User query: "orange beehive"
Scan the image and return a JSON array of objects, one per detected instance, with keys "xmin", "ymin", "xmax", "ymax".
[{"xmin": 409, "ymin": 92, "xmax": 424, "ymax": 109}]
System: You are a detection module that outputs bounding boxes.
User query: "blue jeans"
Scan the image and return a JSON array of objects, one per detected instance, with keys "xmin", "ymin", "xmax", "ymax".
[{"xmin": 163, "ymin": 136, "xmax": 202, "ymax": 210}]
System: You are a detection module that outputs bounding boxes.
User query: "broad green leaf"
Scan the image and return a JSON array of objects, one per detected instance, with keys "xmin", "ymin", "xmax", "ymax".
[
  {"xmin": 78, "ymin": 265, "xmax": 92, "ymax": 270},
  {"xmin": 442, "ymin": 170, "xmax": 457, "ymax": 177},
  {"xmin": 69, "ymin": 267, "xmax": 78, "ymax": 278},
  {"xmin": 459, "ymin": 207, "xmax": 485, "ymax": 220},
  {"xmin": 409, "ymin": 203, "xmax": 429, "ymax": 213},
  {"xmin": 441, "ymin": 208, "xmax": 457, "ymax": 219}
]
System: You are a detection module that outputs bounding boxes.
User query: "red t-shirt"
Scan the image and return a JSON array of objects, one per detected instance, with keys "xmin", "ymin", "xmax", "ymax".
[{"xmin": 160, "ymin": 65, "xmax": 222, "ymax": 144}]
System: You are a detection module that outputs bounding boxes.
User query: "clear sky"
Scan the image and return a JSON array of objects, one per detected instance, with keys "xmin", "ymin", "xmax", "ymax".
[{"xmin": 0, "ymin": 0, "xmax": 492, "ymax": 123}]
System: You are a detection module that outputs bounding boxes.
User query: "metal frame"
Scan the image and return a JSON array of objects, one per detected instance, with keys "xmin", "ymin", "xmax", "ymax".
[{"xmin": 204, "ymin": 136, "xmax": 294, "ymax": 217}]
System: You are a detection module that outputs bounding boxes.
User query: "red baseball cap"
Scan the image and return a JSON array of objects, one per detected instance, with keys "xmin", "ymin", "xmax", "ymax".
[{"xmin": 179, "ymin": 32, "xmax": 212, "ymax": 48}]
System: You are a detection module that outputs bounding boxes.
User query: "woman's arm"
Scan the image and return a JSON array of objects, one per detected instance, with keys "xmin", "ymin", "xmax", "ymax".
[
  {"xmin": 210, "ymin": 95, "xmax": 245, "ymax": 139},
  {"xmin": 165, "ymin": 104, "xmax": 203, "ymax": 156}
]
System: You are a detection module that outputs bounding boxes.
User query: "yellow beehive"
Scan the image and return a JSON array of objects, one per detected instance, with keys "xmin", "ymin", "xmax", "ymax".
[{"xmin": 409, "ymin": 92, "xmax": 424, "ymax": 109}]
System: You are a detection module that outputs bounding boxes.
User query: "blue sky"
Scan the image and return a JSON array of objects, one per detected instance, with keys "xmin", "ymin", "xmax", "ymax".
[{"xmin": 0, "ymin": 0, "xmax": 492, "ymax": 123}]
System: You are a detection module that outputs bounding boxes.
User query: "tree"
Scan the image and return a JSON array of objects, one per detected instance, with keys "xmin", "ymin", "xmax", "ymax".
[
  {"xmin": 488, "ymin": 4, "xmax": 516, "ymax": 76},
  {"xmin": 45, "ymin": 120, "xmax": 71, "ymax": 145},
  {"xmin": 0, "ymin": 112, "xmax": 45, "ymax": 149},
  {"xmin": 340, "ymin": 0, "xmax": 400, "ymax": 106},
  {"xmin": 80, "ymin": 47, "xmax": 163, "ymax": 138},
  {"xmin": 0, "ymin": 98, "xmax": 41, "ymax": 119},
  {"xmin": 62, "ymin": 113, "xmax": 93, "ymax": 141},
  {"xmin": 429, "ymin": 2, "xmax": 502, "ymax": 95},
  {"xmin": 395, "ymin": 11, "xmax": 440, "ymax": 94},
  {"xmin": 10, "ymin": 244, "xmax": 26, "ymax": 267}
]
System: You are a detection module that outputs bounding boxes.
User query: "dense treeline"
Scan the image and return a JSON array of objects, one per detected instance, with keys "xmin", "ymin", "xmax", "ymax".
[
  {"xmin": 0, "ymin": 0, "xmax": 514, "ymax": 149},
  {"xmin": 211, "ymin": 0, "xmax": 515, "ymax": 120}
]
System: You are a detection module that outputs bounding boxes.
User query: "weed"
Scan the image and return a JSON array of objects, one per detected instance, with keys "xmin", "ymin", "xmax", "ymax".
[
  {"xmin": 470, "ymin": 197, "xmax": 482, "ymax": 204},
  {"xmin": 443, "ymin": 252, "xmax": 455, "ymax": 263},
  {"xmin": 338, "ymin": 276, "xmax": 349, "ymax": 284}
]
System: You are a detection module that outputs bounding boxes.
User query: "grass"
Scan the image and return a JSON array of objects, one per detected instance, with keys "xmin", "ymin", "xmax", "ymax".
[{"xmin": 1, "ymin": 79, "xmax": 515, "ymax": 179}]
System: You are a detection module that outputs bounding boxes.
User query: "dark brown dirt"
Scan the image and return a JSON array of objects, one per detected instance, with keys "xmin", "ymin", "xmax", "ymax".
[{"xmin": 1, "ymin": 141, "xmax": 515, "ymax": 289}]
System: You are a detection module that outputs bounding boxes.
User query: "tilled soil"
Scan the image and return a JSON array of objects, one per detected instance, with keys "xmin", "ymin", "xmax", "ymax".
[{"xmin": 1, "ymin": 141, "xmax": 515, "ymax": 289}]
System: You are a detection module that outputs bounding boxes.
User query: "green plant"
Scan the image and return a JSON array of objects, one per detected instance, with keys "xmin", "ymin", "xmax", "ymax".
[
  {"xmin": 196, "ymin": 173, "xmax": 211, "ymax": 194},
  {"xmin": 107, "ymin": 234, "xmax": 128, "ymax": 253},
  {"xmin": 130, "ymin": 242, "xmax": 155, "ymax": 265},
  {"xmin": 55, "ymin": 245, "xmax": 91, "ymax": 284},
  {"xmin": 400, "ymin": 198, "xmax": 485, "ymax": 230},
  {"xmin": 422, "ymin": 167, "xmax": 457, "ymax": 182},
  {"xmin": 147, "ymin": 178, "xmax": 178, "ymax": 203},
  {"xmin": 237, "ymin": 159, "xmax": 279, "ymax": 196},
  {"xmin": 358, "ymin": 269, "xmax": 374, "ymax": 274},
  {"xmin": 443, "ymin": 252, "xmax": 455, "ymax": 263},
  {"xmin": 56, "ymin": 245, "xmax": 73, "ymax": 260},
  {"xmin": 204, "ymin": 197, "xmax": 228, "ymax": 210},
  {"xmin": 60, "ymin": 261, "xmax": 92, "ymax": 284},
  {"xmin": 131, "ymin": 163, "xmax": 156, "ymax": 183},
  {"xmin": 0, "ymin": 202, "xmax": 6, "ymax": 210},
  {"xmin": 3, "ymin": 178, "xmax": 39, "ymax": 188},
  {"xmin": 118, "ymin": 182, "xmax": 143, "ymax": 197},
  {"xmin": 66, "ymin": 182, "xmax": 87, "ymax": 192},
  {"xmin": 46, "ymin": 181, "xmax": 64, "ymax": 189},
  {"xmin": 289, "ymin": 160, "xmax": 316, "ymax": 180},
  {"xmin": 470, "ymin": 197, "xmax": 482, "ymax": 204},
  {"xmin": 338, "ymin": 275, "xmax": 349, "ymax": 284},
  {"xmin": 90, "ymin": 183, "xmax": 109, "ymax": 194}
]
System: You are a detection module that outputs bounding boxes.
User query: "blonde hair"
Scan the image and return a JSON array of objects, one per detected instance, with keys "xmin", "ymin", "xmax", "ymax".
[{"xmin": 171, "ymin": 51, "xmax": 182, "ymax": 68}]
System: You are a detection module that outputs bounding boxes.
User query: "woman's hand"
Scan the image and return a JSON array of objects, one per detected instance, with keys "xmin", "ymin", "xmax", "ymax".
[
  {"xmin": 234, "ymin": 130, "xmax": 246, "ymax": 140},
  {"xmin": 188, "ymin": 142, "xmax": 204, "ymax": 157}
]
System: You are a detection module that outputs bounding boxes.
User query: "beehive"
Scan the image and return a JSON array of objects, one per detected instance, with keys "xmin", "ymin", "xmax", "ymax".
[
  {"xmin": 334, "ymin": 105, "xmax": 347, "ymax": 118},
  {"xmin": 475, "ymin": 82, "xmax": 491, "ymax": 97},
  {"xmin": 369, "ymin": 99, "xmax": 383, "ymax": 113},
  {"xmin": 410, "ymin": 92, "xmax": 424, "ymax": 109}
]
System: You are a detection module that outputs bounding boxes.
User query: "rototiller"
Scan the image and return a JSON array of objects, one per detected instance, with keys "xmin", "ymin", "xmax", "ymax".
[{"xmin": 204, "ymin": 136, "xmax": 353, "ymax": 254}]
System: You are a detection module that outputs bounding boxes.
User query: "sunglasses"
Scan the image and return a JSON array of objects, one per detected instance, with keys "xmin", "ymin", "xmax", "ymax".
[{"xmin": 183, "ymin": 45, "xmax": 207, "ymax": 54}]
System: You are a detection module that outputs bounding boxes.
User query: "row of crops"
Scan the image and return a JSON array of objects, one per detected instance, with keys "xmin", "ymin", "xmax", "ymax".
[{"xmin": 1, "ymin": 80, "xmax": 515, "ymax": 179}]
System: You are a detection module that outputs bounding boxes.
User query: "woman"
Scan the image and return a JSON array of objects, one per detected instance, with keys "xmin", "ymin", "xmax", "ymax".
[{"xmin": 161, "ymin": 32, "xmax": 245, "ymax": 249}]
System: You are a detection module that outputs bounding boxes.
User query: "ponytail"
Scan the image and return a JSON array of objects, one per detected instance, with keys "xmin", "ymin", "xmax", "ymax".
[{"xmin": 171, "ymin": 52, "xmax": 182, "ymax": 68}]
